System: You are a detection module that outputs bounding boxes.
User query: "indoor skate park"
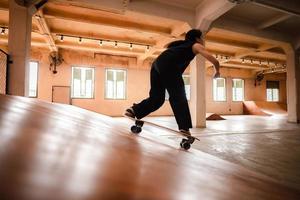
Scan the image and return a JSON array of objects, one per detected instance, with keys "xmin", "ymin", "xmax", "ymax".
[{"xmin": 0, "ymin": 0, "xmax": 300, "ymax": 199}]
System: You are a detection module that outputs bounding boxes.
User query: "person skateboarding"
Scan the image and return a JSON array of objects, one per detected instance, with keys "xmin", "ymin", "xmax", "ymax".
[{"xmin": 125, "ymin": 29, "xmax": 220, "ymax": 135}]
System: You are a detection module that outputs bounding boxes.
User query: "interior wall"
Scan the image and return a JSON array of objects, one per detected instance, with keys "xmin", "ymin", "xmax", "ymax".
[
  {"xmin": 31, "ymin": 48, "xmax": 172, "ymax": 117},
  {"xmin": 31, "ymin": 47, "xmax": 287, "ymax": 116},
  {"xmin": 206, "ymin": 67, "xmax": 287, "ymax": 115}
]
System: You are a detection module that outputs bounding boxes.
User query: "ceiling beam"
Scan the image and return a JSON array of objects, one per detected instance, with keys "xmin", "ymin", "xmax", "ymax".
[
  {"xmin": 257, "ymin": 13, "xmax": 291, "ymax": 29},
  {"xmin": 219, "ymin": 62, "xmax": 268, "ymax": 70},
  {"xmin": 196, "ymin": 0, "xmax": 236, "ymax": 31},
  {"xmin": 43, "ymin": 7, "xmax": 172, "ymax": 37},
  {"xmin": 234, "ymin": 44, "xmax": 277, "ymax": 59},
  {"xmin": 128, "ymin": 0, "xmax": 194, "ymax": 26},
  {"xmin": 205, "ymin": 37, "xmax": 258, "ymax": 50},
  {"xmin": 33, "ymin": 10, "xmax": 57, "ymax": 52},
  {"xmin": 252, "ymin": 0, "xmax": 300, "ymax": 17}
]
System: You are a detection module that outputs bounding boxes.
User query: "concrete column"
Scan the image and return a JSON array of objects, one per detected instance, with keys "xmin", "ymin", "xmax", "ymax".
[
  {"xmin": 8, "ymin": 1, "xmax": 33, "ymax": 96},
  {"xmin": 190, "ymin": 0, "xmax": 235, "ymax": 127},
  {"xmin": 190, "ymin": 55, "xmax": 206, "ymax": 127},
  {"xmin": 285, "ymin": 48, "xmax": 298, "ymax": 123},
  {"xmin": 296, "ymin": 50, "xmax": 300, "ymax": 123}
]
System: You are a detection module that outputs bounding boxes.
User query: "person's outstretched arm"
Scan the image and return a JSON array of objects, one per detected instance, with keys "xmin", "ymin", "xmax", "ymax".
[{"xmin": 192, "ymin": 43, "xmax": 220, "ymax": 78}]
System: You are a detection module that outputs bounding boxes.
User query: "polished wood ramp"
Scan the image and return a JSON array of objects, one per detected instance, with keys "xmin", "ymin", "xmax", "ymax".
[{"xmin": 0, "ymin": 95, "xmax": 299, "ymax": 200}]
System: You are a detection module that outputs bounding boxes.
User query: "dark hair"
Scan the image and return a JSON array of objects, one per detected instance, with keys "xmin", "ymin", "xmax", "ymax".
[
  {"xmin": 167, "ymin": 40, "xmax": 185, "ymax": 48},
  {"xmin": 185, "ymin": 29, "xmax": 202, "ymax": 42}
]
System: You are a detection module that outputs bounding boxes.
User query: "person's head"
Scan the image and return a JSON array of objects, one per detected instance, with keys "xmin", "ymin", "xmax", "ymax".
[{"xmin": 185, "ymin": 29, "xmax": 203, "ymax": 44}]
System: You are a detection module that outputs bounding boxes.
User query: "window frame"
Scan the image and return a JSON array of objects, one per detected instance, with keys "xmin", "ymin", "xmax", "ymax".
[
  {"xmin": 266, "ymin": 80, "xmax": 280, "ymax": 102},
  {"xmin": 28, "ymin": 61, "xmax": 39, "ymax": 98},
  {"xmin": 71, "ymin": 66, "xmax": 95, "ymax": 99},
  {"xmin": 104, "ymin": 68, "xmax": 127, "ymax": 100},
  {"xmin": 232, "ymin": 78, "xmax": 245, "ymax": 102},
  {"xmin": 212, "ymin": 77, "xmax": 227, "ymax": 102}
]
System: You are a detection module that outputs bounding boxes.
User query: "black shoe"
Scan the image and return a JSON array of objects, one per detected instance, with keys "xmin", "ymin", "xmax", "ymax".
[{"xmin": 125, "ymin": 107, "xmax": 136, "ymax": 119}]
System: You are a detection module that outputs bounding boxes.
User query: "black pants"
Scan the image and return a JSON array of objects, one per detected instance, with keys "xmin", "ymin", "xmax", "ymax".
[{"xmin": 132, "ymin": 63, "xmax": 192, "ymax": 130}]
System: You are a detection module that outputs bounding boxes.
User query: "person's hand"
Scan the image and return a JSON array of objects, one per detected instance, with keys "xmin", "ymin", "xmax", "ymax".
[{"xmin": 214, "ymin": 71, "xmax": 220, "ymax": 78}]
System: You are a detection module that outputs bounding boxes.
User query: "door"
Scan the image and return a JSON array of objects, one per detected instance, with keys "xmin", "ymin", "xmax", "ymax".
[{"xmin": 52, "ymin": 86, "xmax": 71, "ymax": 105}]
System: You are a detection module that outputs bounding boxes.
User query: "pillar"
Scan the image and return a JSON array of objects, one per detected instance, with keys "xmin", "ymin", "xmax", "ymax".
[
  {"xmin": 284, "ymin": 47, "xmax": 298, "ymax": 123},
  {"xmin": 190, "ymin": 55, "xmax": 206, "ymax": 127},
  {"xmin": 8, "ymin": 0, "xmax": 33, "ymax": 96}
]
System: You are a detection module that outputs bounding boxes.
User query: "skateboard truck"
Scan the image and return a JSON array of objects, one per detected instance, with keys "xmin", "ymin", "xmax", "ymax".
[{"xmin": 130, "ymin": 119, "xmax": 195, "ymax": 150}]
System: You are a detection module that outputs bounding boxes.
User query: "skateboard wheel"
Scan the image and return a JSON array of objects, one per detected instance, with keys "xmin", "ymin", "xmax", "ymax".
[
  {"xmin": 182, "ymin": 142, "xmax": 191, "ymax": 150},
  {"xmin": 131, "ymin": 125, "xmax": 142, "ymax": 134}
]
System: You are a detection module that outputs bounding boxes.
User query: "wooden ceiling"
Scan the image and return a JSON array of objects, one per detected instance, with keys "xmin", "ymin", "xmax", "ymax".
[{"xmin": 0, "ymin": 0, "xmax": 288, "ymax": 73}]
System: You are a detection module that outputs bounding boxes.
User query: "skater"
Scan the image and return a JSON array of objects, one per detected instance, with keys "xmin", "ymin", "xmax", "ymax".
[{"xmin": 125, "ymin": 29, "xmax": 220, "ymax": 135}]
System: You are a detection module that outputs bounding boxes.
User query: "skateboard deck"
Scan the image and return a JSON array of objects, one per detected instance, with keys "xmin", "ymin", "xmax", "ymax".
[{"xmin": 124, "ymin": 115, "xmax": 199, "ymax": 150}]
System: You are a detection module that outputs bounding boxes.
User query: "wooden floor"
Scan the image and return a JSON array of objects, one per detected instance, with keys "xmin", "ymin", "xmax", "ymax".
[
  {"xmin": 125, "ymin": 116, "xmax": 300, "ymax": 191},
  {"xmin": 0, "ymin": 95, "xmax": 300, "ymax": 200}
]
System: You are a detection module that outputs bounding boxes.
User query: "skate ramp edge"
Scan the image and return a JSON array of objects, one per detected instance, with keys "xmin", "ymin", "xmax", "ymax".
[{"xmin": 243, "ymin": 101, "xmax": 287, "ymax": 116}]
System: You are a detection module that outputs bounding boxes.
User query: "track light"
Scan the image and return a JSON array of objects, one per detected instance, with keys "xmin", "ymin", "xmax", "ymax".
[
  {"xmin": 225, "ymin": 56, "xmax": 228, "ymax": 61},
  {"xmin": 146, "ymin": 45, "xmax": 150, "ymax": 52},
  {"xmin": 242, "ymin": 58, "xmax": 245, "ymax": 63},
  {"xmin": 60, "ymin": 35, "xmax": 64, "ymax": 42},
  {"xmin": 1, "ymin": 28, "xmax": 5, "ymax": 35},
  {"xmin": 99, "ymin": 40, "xmax": 103, "ymax": 46},
  {"xmin": 259, "ymin": 60, "xmax": 262, "ymax": 66},
  {"xmin": 216, "ymin": 54, "xmax": 219, "ymax": 59},
  {"xmin": 250, "ymin": 59, "xmax": 253, "ymax": 64},
  {"xmin": 114, "ymin": 41, "xmax": 118, "ymax": 48},
  {"xmin": 129, "ymin": 43, "xmax": 133, "ymax": 50},
  {"xmin": 78, "ymin": 37, "xmax": 82, "ymax": 44}
]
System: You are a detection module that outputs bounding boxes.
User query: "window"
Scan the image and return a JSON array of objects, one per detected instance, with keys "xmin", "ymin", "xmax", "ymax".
[
  {"xmin": 213, "ymin": 78, "xmax": 226, "ymax": 101},
  {"xmin": 28, "ymin": 61, "xmax": 38, "ymax": 97},
  {"xmin": 232, "ymin": 79, "xmax": 244, "ymax": 101},
  {"xmin": 105, "ymin": 69, "xmax": 126, "ymax": 99},
  {"xmin": 183, "ymin": 75, "xmax": 191, "ymax": 100},
  {"xmin": 165, "ymin": 75, "xmax": 191, "ymax": 100},
  {"xmin": 266, "ymin": 81, "xmax": 279, "ymax": 102},
  {"xmin": 72, "ymin": 67, "xmax": 94, "ymax": 98}
]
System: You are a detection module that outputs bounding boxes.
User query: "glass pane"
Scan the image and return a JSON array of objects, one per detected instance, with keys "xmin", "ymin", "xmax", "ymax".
[
  {"xmin": 116, "ymin": 71, "xmax": 125, "ymax": 81},
  {"xmin": 116, "ymin": 81, "xmax": 124, "ymax": 99},
  {"xmin": 73, "ymin": 79, "xmax": 81, "ymax": 97},
  {"xmin": 86, "ymin": 69, "xmax": 93, "ymax": 80},
  {"xmin": 86, "ymin": 80, "xmax": 92, "ymax": 98},
  {"xmin": 273, "ymin": 89, "xmax": 279, "ymax": 101},
  {"xmin": 213, "ymin": 78, "xmax": 226, "ymax": 101},
  {"xmin": 29, "ymin": 62, "xmax": 38, "ymax": 97},
  {"xmin": 107, "ymin": 70, "xmax": 114, "ymax": 81},
  {"xmin": 73, "ymin": 68, "xmax": 81, "ymax": 80},
  {"xmin": 183, "ymin": 75, "xmax": 190, "ymax": 85},
  {"xmin": 217, "ymin": 78, "xmax": 224, "ymax": 87},
  {"xmin": 185, "ymin": 85, "xmax": 190, "ymax": 100},
  {"xmin": 267, "ymin": 89, "xmax": 273, "ymax": 101},
  {"xmin": 232, "ymin": 79, "xmax": 244, "ymax": 101},
  {"xmin": 106, "ymin": 81, "xmax": 114, "ymax": 98}
]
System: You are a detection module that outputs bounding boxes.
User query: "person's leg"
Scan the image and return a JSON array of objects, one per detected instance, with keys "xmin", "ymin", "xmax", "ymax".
[
  {"xmin": 164, "ymin": 72, "xmax": 192, "ymax": 131},
  {"xmin": 127, "ymin": 67, "xmax": 165, "ymax": 119}
]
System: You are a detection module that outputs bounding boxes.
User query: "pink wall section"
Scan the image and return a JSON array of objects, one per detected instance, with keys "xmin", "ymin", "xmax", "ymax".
[
  {"xmin": 31, "ymin": 48, "xmax": 172, "ymax": 116},
  {"xmin": 30, "ymin": 48, "xmax": 287, "ymax": 116}
]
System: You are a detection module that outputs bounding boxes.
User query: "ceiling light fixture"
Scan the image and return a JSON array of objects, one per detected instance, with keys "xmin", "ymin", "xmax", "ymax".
[{"xmin": 1, "ymin": 28, "xmax": 5, "ymax": 35}]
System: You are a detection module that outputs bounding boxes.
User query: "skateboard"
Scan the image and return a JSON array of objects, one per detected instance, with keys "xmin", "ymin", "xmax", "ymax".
[{"xmin": 124, "ymin": 115, "xmax": 200, "ymax": 150}]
